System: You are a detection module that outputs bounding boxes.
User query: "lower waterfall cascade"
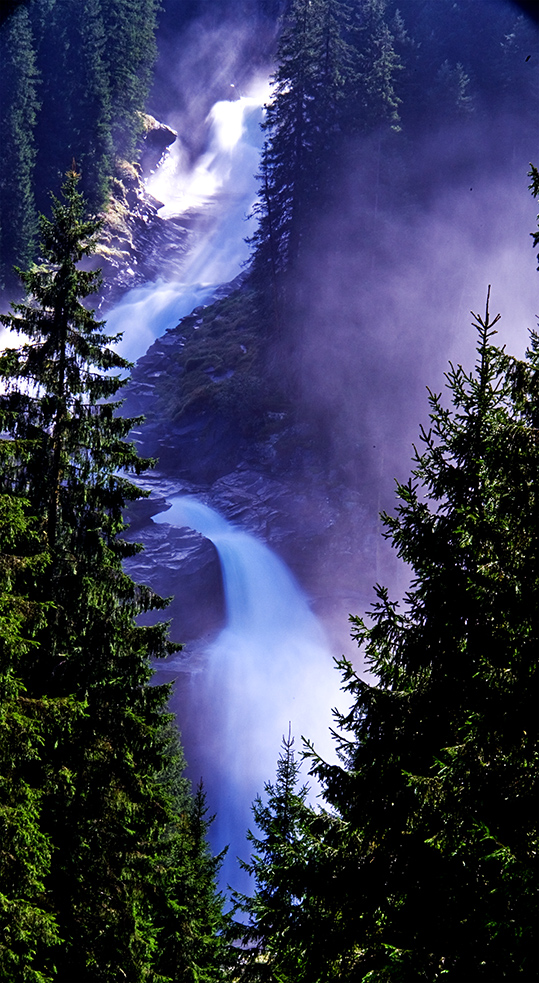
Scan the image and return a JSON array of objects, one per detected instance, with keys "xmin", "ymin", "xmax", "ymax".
[{"xmin": 153, "ymin": 496, "xmax": 345, "ymax": 893}]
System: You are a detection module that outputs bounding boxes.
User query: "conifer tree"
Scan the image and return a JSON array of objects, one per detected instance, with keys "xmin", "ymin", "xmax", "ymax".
[
  {"xmin": 307, "ymin": 292, "xmax": 539, "ymax": 981},
  {"xmin": 239, "ymin": 174, "xmax": 539, "ymax": 977},
  {"xmin": 232, "ymin": 729, "xmax": 316, "ymax": 981},
  {"xmin": 250, "ymin": 0, "xmax": 352, "ymax": 290},
  {"xmin": 344, "ymin": 0, "xmax": 404, "ymax": 134},
  {"xmin": 100, "ymin": 0, "xmax": 161, "ymax": 159},
  {"xmin": 239, "ymin": 293, "xmax": 539, "ymax": 982},
  {"xmin": 32, "ymin": 0, "xmax": 113, "ymax": 210},
  {"xmin": 0, "ymin": 4, "xmax": 40, "ymax": 286},
  {"xmin": 249, "ymin": 0, "xmax": 403, "ymax": 332},
  {"xmin": 0, "ymin": 494, "xmax": 66, "ymax": 983},
  {"xmin": 0, "ymin": 172, "xmax": 228, "ymax": 982}
]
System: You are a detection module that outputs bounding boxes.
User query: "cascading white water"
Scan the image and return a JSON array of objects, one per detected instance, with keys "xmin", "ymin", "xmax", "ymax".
[
  {"xmin": 153, "ymin": 497, "xmax": 344, "ymax": 893},
  {"xmin": 106, "ymin": 79, "xmax": 269, "ymax": 363}
]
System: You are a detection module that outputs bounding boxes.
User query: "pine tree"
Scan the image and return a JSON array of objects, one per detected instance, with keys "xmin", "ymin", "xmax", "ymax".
[
  {"xmin": 344, "ymin": 0, "xmax": 404, "ymax": 134},
  {"xmin": 0, "ymin": 4, "xmax": 40, "ymax": 287},
  {"xmin": 298, "ymin": 290, "xmax": 539, "ymax": 981},
  {"xmin": 153, "ymin": 772, "xmax": 230, "ymax": 982},
  {"xmin": 232, "ymin": 729, "xmax": 317, "ymax": 982},
  {"xmin": 249, "ymin": 0, "xmax": 403, "ymax": 334},
  {"xmin": 239, "ymin": 173, "xmax": 539, "ymax": 977},
  {"xmin": 0, "ymin": 494, "xmax": 66, "ymax": 983},
  {"xmin": 100, "ymin": 0, "xmax": 161, "ymax": 160},
  {"xmin": 238, "ymin": 292, "xmax": 539, "ymax": 982},
  {"xmin": 250, "ymin": 0, "xmax": 352, "ymax": 290},
  {"xmin": 32, "ymin": 0, "xmax": 113, "ymax": 211},
  {"xmin": 0, "ymin": 172, "xmax": 228, "ymax": 981}
]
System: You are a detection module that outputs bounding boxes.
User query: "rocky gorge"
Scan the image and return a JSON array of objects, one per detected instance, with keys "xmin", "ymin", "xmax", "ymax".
[
  {"xmin": 121, "ymin": 281, "xmax": 376, "ymax": 662},
  {"xmin": 96, "ymin": 99, "xmax": 379, "ymax": 675}
]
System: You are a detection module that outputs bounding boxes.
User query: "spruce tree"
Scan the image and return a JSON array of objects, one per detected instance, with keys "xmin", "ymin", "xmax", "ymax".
[
  {"xmin": 0, "ymin": 494, "xmax": 67, "ymax": 983},
  {"xmin": 0, "ymin": 4, "xmax": 40, "ymax": 287},
  {"xmin": 305, "ymin": 294, "xmax": 538, "ymax": 982},
  {"xmin": 238, "ymin": 291, "xmax": 538, "ymax": 982},
  {"xmin": 232, "ymin": 729, "xmax": 318, "ymax": 982},
  {"xmin": 0, "ymin": 172, "xmax": 228, "ymax": 982},
  {"xmin": 249, "ymin": 0, "xmax": 403, "ymax": 334},
  {"xmin": 32, "ymin": 0, "xmax": 113, "ymax": 210},
  {"xmin": 344, "ymin": 0, "xmax": 404, "ymax": 134},
  {"xmin": 250, "ymin": 0, "xmax": 352, "ymax": 287},
  {"xmin": 100, "ymin": 0, "xmax": 161, "ymax": 159}
]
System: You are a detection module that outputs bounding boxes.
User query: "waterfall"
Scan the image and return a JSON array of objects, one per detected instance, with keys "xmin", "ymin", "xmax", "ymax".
[
  {"xmin": 106, "ymin": 78, "xmax": 269, "ymax": 364},
  {"xmin": 153, "ymin": 497, "xmax": 344, "ymax": 893}
]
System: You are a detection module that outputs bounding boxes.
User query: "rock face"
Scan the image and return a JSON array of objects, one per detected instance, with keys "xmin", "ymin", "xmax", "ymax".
[
  {"xmin": 123, "ymin": 460, "xmax": 376, "ymax": 663},
  {"xmin": 139, "ymin": 115, "xmax": 177, "ymax": 173},
  {"xmin": 124, "ymin": 502, "xmax": 225, "ymax": 648},
  {"xmin": 94, "ymin": 118, "xmax": 200, "ymax": 308},
  {"xmin": 117, "ymin": 273, "xmax": 385, "ymax": 660}
]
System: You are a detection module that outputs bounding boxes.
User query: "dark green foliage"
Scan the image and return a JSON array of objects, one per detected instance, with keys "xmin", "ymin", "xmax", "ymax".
[
  {"xmin": 231, "ymin": 729, "xmax": 314, "ymax": 982},
  {"xmin": 250, "ymin": 0, "xmax": 395, "ymax": 293},
  {"xmin": 315, "ymin": 296, "xmax": 539, "ymax": 981},
  {"xmin": 0, "ymin": 4, "xmax": 40, "ymax": 287},
  {"xmin": 236, "ymin": 172, "xmax": 539, "ymax": 977},
  {"xmin": 238, "ymin": 294, "xmax": 539, "ymax": 981},
  {"xmin": 344, "ymin": 0, "xmax": 404, "ymax": 134},
  {"xmin": 32, "ymin": 0, "xmax": 113, "ymax": 211},
  {"xmin": 0, "ymin": 174, "xmax": 228, "ymax": 981},
  {"xmin": 153, "ymin": 772, "xmax": 231, "ymax": 983},
  {"xmin": 100, "ymin": 0, "xmax": 160, "ymax": 159},
  {"xmin": 396, "ymin": 0, "xmax": 538, "ymax": 129},
  {"xmin": 0, "ymin": 495, "xmax": 64, "ymax": 983},
  {"xmin": 0, "ymin": 0, "xmax": 160, "ymax": 253}
]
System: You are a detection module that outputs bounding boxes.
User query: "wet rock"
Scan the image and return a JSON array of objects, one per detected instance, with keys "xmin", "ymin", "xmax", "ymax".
[
  {"xmin": 123, "ymin": 495, "xmax": 171, "ymax": 529},
  {"xmin": 139, "ymin": 115, "xmax": 177, "ymax": 173},
  {"xmin": 93, "ymin": 119, "xmax": 201, "ymax": 308},
  {"xmin": 124, "ymin": 517, "xmax": 225, "ymax": 646}
]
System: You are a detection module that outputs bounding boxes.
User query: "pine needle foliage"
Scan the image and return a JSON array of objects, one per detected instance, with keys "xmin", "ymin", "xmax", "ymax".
[
  {"xmin": 231, "ymin": 728, "xmax": 314, "ymax": 981},
  {"xmin": 0, "ymin": 173, "xmax": 228, "ymax": 982},
  {"xmin": 306, "ymin": 294, "xmax": 539, "ymax": 982},
  {"xmin": 237, "ymin": 289, "xmax": 539, "ymax": 981}
]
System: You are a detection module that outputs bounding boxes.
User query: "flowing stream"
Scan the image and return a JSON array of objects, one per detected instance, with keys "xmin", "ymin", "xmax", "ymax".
[{"xmin": 153, "ymin": 497, "xmax": 343, "ymax": 893}]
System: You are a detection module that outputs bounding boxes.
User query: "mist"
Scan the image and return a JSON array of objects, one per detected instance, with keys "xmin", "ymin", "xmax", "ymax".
[
  {"xmin": 283, "ymin": 114, "xmax": 538, "ymax": 612},
  {"xmin": 154, "ymin": 496, "xmax": 344, "ymax": 894},
  {"xmin": 127, "ymin": 8, "xmax": 539, "ymax": 896}
]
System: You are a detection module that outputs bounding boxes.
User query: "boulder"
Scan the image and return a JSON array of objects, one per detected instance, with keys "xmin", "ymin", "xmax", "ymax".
[{"xmin": 139, "ymin": 114, "xmax": 178, "ymax": 174}]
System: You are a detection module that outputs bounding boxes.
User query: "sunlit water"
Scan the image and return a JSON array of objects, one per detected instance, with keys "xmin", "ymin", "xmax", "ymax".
[
  {"xmin": 107, "ymin": 80, "xmax": 269, "ymax": 363},
  {"xmin": 153, "ymin": 497, "xmax": 344, "ymax": 894}
]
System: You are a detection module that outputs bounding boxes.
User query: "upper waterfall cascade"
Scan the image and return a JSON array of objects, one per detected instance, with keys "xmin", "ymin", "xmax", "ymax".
[{"xmin": 106, "ymin": 78, "xmax": 269, "ymax": 363}]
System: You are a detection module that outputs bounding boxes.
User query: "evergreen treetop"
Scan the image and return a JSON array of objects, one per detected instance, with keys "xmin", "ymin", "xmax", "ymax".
[
  {"xmin": 0, "ymin": 173, "xmax": 229, "ymax": 981},
  {"xmin": 237, "ymin": 281, "xmax": 539, "ymax": 979}
]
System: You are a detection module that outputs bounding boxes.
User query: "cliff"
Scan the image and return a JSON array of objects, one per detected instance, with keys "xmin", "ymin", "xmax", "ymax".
[{"xmin": 95, "ymin": 116, "xmax": 199, "ymax": 307}]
